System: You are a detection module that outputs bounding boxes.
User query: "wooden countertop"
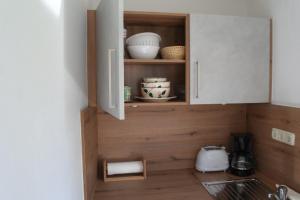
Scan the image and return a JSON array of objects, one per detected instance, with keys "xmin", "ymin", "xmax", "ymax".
[{"xmin": 93, "ymin": 169, "xmax": 277, "ymax": 200}]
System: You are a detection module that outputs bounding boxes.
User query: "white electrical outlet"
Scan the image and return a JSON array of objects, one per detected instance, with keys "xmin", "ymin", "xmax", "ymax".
[{"xmin": 272, "ymin": 128, "xmax": 296, "ymax": 146}]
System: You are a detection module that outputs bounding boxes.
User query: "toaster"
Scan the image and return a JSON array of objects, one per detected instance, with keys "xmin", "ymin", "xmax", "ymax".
[{"xmin": 195, "ymin": 146, "xmax": 229, "ymax": 172}]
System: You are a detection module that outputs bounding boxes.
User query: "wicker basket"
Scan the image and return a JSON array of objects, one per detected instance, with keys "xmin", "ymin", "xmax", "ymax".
[{"xmin": 161, "ymin": 46, "xmax": 185, "ymax": 59}]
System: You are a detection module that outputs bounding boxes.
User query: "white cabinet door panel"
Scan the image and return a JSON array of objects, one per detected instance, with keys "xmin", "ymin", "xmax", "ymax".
[
  {"xmin": 96, "ymin": 0, "xmax": 124, "ymax": 120},
  {"xmin": 190, "ymin": 14, "xmax": 270, "ymax": 104}
]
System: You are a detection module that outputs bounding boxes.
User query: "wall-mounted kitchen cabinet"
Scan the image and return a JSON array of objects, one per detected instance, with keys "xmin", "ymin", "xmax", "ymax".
[
  {"xmin": 95, "ymin": 0, "xmax": 270, "ymax": 120},
  {"xmin": 190, "ymin": 14, "xmax": 270, "ymax": 105}
]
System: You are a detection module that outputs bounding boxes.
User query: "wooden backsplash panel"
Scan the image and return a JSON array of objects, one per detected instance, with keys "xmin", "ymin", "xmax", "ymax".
[
  {"xmin": 98, "ymin": 105, "xmax": 247, "ymax": 171},
  {"xmin": 81, "ymin": 107, "xmax": 98, "ymax": 200},
  {"xmin": 247, "ymin": 104, "xmax": 300, "ymax": 191}
]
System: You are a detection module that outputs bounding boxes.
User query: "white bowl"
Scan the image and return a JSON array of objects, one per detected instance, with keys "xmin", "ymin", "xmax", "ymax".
[
  {"xmin": 141, "ymin": 87, "xmax": 170, "ymax": 98},
  {"xmin": 141, "ymin": 81, "xmax": 170, "ymax": 88},
  {"xmin": 127, "ymin": 45, "xmax": 160, "ymax": 59},
  {"xmin": 126, "ymin": 32, "xmax": 161, "ymax": 46},
  {"xmin": 143, "ymin": 77, "xmax": 167, "ymax": 83}
]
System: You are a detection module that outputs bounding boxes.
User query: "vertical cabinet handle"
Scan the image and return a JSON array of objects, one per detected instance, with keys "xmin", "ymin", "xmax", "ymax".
[
  {"xmin": 195, "ymin": 61, "xmax": 200, "ymax": 98},
  {"xmin": 108, "ymin": 49, "xmax": 116, "ymax": 109}
]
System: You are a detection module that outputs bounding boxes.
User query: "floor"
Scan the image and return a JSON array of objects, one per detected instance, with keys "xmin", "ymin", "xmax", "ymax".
[{"xmin": 93, "ymin": 169, "xmax": 276, "ymax": 200}]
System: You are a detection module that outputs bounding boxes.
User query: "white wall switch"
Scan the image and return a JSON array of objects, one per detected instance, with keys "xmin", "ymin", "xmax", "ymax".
[{"xmin": 272, "ymin": 128, "xmax": 296, "ymax": 146}]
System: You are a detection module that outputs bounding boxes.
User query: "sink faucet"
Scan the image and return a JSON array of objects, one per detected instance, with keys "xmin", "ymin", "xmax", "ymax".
[{"xmin": 268, "ymin": 186, "xmax": 288, "ymax": 200}]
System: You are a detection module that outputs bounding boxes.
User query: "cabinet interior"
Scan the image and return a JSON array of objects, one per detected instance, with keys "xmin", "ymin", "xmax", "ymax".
[{"xmin": 124, "ymin": 12, "xmax": 190, "ymax": 105}]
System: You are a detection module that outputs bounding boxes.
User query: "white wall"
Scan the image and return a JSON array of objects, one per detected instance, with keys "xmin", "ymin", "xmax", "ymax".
[
  {"xmin": 89, "ymin": 0, "xmax": 251, "ymax": 16},
  {"xmin": 0, "ymin": 0, "xmax": 87, "ymax": 200},
  {"xmin": 248, "ymin": 0, "xmax": 300, "ymax": 108}
]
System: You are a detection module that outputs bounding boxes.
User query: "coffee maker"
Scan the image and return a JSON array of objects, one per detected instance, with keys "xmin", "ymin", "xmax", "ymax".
[{"xmin": 229, "ymin": 133, "xmax": 255, "ymax": 177}]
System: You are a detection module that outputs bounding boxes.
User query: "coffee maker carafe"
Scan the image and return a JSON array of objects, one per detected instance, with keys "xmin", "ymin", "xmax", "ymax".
[{"xmin": 229, "ymin": 133, "xmax": 255, "ymax": 177}]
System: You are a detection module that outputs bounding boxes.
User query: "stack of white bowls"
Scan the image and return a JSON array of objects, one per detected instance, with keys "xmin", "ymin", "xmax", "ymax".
[
  {"xmin": 126, "ymin": 32, "xmax": 161, "ymax": 59},
  {"xmin": 141, "ymin": 78, "xmax": 170, "ymax": 99}
]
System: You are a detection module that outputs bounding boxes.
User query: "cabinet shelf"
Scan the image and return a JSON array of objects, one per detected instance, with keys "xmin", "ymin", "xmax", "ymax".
[
  {"xmin": 125, "ymin": 101, "xmax": 187, "ymax": 107},
  {"xmin": 124, "ymin": 59, "xmax": 186, "ymax": 65}
]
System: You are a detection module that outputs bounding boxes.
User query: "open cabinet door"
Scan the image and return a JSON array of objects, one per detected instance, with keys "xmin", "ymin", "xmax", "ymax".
[{"xmin": 96, "ymin": 0, "xmax": 124, "ymax": 120}]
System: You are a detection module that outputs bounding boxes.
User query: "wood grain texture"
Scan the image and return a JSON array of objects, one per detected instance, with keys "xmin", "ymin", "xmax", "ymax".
[
  {"xmin": 81, "ymin": 107, "xmax": 98, "ymax": 200},
  {"xmin": 93, "ymin": 169, "xmax": 277, "ymax": 200},
  {"xmin": 185, "ymin": 14, "xmax": 191, "ymax": 104},
  {"xmin": 124, "ymin": 59, "xmax": 186, "ymax": 64},
  {"xmin": 94, "ymin": 169, "xmax": 212, "ymax": 200},
  {"xmin": 247, "ymin": 104, "xmax": 300, "ymax": 191},
  {"xmin": 124, "ymin": 11, "xmax": 187, "ymax": 26},
  {"xmin": 97, "ymin": 105, "xmax": 247, "ymax": 172},
  {"xmin": 126, "ymin": 101, "xmax": 188, "ymax": 107},
  {"xmin": 87, "ymin": 10, "xmax": 97, "ymax": 107}
]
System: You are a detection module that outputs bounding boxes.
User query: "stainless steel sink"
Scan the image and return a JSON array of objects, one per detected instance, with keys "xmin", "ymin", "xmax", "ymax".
[{"xmin": 202, "ymin": 178, "xmax": 274, "ymax": 200}]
